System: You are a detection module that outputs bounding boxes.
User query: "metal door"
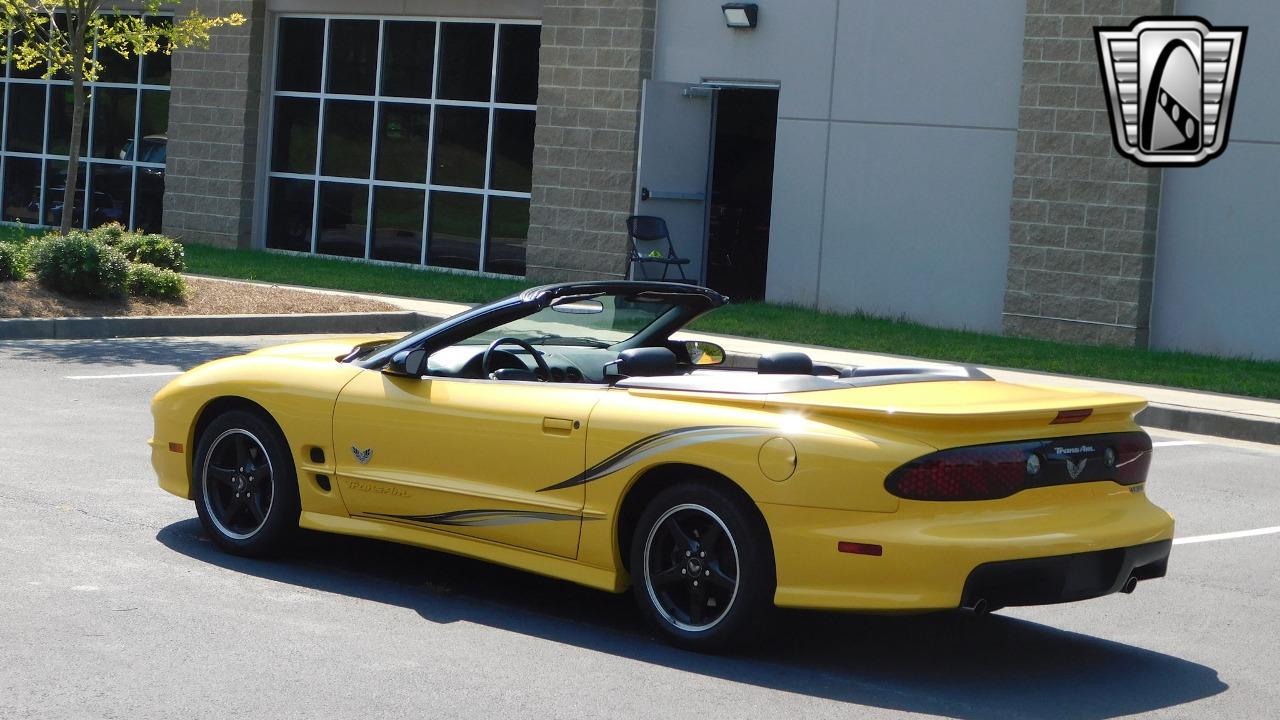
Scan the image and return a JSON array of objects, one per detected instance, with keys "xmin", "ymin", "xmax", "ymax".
[{"xmin": 633, "ymin": 80, "xmax": 715, "ymax": 284}]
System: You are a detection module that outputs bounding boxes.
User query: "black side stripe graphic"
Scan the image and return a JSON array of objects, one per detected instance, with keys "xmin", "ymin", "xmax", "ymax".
[
  {"xmin": 537, "ymin": 425, "xmax": 775, "ymax": 492},
  {"xmin": 360, "ymin": 509, "xmax": 593, "ymax": 528}
]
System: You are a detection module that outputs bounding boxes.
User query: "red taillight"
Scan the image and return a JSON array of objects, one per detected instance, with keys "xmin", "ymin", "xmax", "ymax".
[
  {"xmin": 887, "ymin": 445, "xmax": 1029, "ymax": 501},
  {"xmin": 1113, "ymin": 432, "xmax": 1153, "ymax": 485},
  {"xmin": 884, "ymin": 431, "xmax": 1152, "ymax": 501}
]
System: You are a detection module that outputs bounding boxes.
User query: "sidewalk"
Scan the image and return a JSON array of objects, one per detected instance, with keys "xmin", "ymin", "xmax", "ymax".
[{"xmin": 195, "ymin": 276, "xmax": 1280, "ymax": 444}]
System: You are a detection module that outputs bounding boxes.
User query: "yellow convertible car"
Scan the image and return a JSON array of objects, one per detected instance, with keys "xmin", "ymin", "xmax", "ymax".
[{"xmin": 151, "ymin": 281, "xmax": 1173, "ymax": 650}]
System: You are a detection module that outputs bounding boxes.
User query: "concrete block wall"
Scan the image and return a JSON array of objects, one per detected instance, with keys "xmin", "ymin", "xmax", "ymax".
[
  {"xmin": 525, "ymin": 0, "xmax": 656, "ymax": 281},
  {"xmin": 1003, "ymin": 0, "xmax": 1173, "ymax": 347},
  {"xmin": 162, "ymin": 0, "xmax": 267, "ymax": 249}
]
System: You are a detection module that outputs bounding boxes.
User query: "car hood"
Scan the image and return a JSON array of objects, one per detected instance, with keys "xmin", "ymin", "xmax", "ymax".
[{"xmin": 248, "ymin": 334, "xmax": 402, "ymax": 362}]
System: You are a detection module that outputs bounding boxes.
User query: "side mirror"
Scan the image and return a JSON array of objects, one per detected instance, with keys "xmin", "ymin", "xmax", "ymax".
[
  {"xmin": 385, "ymin": 348, "xmax": 428, "ymax": 378},
  {"xmin": 685, "ymin": 340, "xmax": 726, "ymax": 366}
]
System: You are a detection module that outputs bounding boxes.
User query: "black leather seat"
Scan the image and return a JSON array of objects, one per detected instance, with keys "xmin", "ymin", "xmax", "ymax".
[{"xmin": 757, "ymin": 351, "xmax": 813, "ymax": 375}]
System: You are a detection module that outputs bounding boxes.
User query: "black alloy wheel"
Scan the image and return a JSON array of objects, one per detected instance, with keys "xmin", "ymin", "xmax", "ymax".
[
  {"xmin": 194, "ymin": 410, "xmax": 299, "ymax": 557},
  {"xmin": 630, "ymin": 483, "xmax": 774, "ymax": 651}
]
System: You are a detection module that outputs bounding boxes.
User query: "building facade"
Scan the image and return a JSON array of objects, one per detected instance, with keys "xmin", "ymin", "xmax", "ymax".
[{"xmin": 2, "ymin": 0, "xmax": 1275, "ymax": 359}]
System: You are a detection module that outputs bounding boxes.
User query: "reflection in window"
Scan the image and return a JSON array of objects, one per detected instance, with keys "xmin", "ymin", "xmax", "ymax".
[
  {"xmin": 372, "ymin": 187, "xmax": 424, "ymax": 264},
  {"xmin": 429, "ymin": 191, "xmax": 482, "ymax": 271},
  {"xmin": 381, "ymin": 21, "xmax": 435, "ymax": 98},
  {"xmin": 433, "ymin": 106, "xmax": 488, "ymax": 188},
  {"xmin": 377, "ymin": 104, "xmax": 430, "ymax": 183},
  {"xmin": 322, "ymin": 100, "xmax": 374, "ymax": 178},
  {"xmin": 0, "ymin": 19, "xmax": 170, "ymax": 232},
  {"xmin": 438, "ymin": 23, "xmax": 494, "ymax": 101},
  {"xmin": 327, "ymin": 20, "xmax": 378, "ymax": 95},
  {"xmin": 266, "ymin": 178, "xmax": 314, "ymax": 252},
  {"xmin": 487, "ymin": 197, "xmax": 529, "ymax": 276},
  {"xmin": 275, "ymin": 18, "xmax": 324, "ymax": 92},
  {"xmin": 490, "ymin": 110, "xmax": 536, "ymax": 193},
  {"xmin": 317, "ymin": 182, "xmax": 368, "ymax": 259},
  {"xmin": 266, "ymin": 17, "xmax": 539, "ymax": 274},
  {"xmin": 271, "ymin": 97, "xmax": 318, "ymax": 174}
]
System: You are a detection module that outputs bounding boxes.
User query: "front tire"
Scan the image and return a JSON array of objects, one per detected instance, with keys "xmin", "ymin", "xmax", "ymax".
[
  {"xmin": 629, "ymin": 483, "xmax": 775, "ymax": 651},
  {"xmin": 193, "ymin": 410, "xmax": 299, "ymax": 557}
]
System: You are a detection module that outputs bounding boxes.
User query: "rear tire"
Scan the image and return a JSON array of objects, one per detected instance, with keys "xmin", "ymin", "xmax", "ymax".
[
  {"xmin": 629, "ymin": 482, "xmax": 775, "ymax": 652},
  {"xmin": 193, "ymin": 410, "xmax": 299, "ymax": 557}
]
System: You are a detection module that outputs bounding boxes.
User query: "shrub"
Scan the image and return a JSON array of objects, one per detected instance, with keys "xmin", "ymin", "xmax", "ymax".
[
  {"xmin": 0, "ymin": 241, "xmax": 28, "ymax": 280},
  {"xmin": 117, "ymin": 233, "xmax": 186, "ymax": 272},
  {"xmin": 127, "ymin": 262, "xmax": 187, "ymax": 300},
  {"xmin": 29, "ymin": 232, "xmax": 129, "ymax": 298},
  {"xmin": 89, "ymin": 222, "xmax": 129, "ymax": 247}
]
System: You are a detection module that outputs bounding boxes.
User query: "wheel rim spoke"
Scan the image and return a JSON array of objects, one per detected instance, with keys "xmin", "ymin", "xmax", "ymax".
[
  {"xmin": 704, "ymin": 564, "xmax": 735, "ymax": 591},
  {"xmin": 650, "ymin": 565, "xmax": 685, "ymax": 588},
  {"xmin": 688, "ymin": 584, "xmax": 707, "ymax": 625},
  {"xmin": 662, "ymin": 516, "xmax": 694, "ymax": 549},
  {"xmin": 246, "ymin": 496, "xmax": 266, "ymax": 523},
  {"xmin": 699, "ymin": 524, "xmax": 722, "ymax": 554},
  {"xmin": 207, "ymin": 464, "xmax": 236, "ymax": 486}
]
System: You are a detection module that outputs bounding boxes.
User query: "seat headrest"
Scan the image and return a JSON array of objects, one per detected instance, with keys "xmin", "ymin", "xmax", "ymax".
[
  {"xmin": 757, "ymin": 351, "xmax": 813, "ymax": 375},
  {"xmin": 615, "ymin": 347, "xmax": 677, "ymax": 377}
]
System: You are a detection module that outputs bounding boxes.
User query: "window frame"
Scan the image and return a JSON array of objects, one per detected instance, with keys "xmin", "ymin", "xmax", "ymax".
[
  {"xmin": 260, "ymin": 13, "xmax": 539, "ymax": 276},
  {"xmin": 0, "ymin": 14, "xmax": 172, "ymax": 232}
]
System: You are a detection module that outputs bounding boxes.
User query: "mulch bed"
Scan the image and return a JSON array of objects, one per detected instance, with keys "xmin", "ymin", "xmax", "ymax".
[{"xmin": 0, "ymin": 277, "xmax": 399, "ymax": 319}]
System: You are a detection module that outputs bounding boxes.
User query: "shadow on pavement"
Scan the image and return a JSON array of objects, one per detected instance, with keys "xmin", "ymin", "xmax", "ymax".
[
  {"xmin": 0, "ymin": 336, "xmax": 279, "ymax": 369},
  {"xmin": 158, "ymin": 518, "xmax": 1227, "ymax": 720}
]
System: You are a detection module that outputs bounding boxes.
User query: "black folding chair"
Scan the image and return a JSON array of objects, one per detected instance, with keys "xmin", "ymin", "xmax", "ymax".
[{"xmin": 626, "ymin": 215, "xmax": 690, "ymax": 281}]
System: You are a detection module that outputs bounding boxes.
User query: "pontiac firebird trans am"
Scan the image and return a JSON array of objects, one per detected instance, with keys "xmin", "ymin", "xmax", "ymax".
[{"xmin": 151, "ymin": 281, "xmax": 1174, "ymax": 650}]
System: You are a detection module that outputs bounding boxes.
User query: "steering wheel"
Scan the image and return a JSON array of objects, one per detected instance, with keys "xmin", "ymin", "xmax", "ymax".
[{"xmin": 482, "ymin": 337, "xmax": 552, "ymax": 381}]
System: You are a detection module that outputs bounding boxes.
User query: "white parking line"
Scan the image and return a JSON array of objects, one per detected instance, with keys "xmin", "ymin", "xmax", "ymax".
[
  {"xmin": 1174, "ymin": 526, "xmax": 1280, "ymax": 545},
  {"xmin": 1153, "ymin": 440, "xmax": 1203, "ymax": 448},
  {"xmin": 65, "ymin": 371, "xmax": 183, "ymax": 380}
]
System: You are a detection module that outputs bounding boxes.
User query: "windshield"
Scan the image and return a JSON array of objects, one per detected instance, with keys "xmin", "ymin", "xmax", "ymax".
[{"xmin": 456, "ymin": 294, "xmax": 678, "ymax": 348}]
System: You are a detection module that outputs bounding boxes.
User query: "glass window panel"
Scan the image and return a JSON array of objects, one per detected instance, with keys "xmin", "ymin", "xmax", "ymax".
[
  {"xmin": 10, "ymin": 30, "xmax": 47, "ymax": 79},
  {"xmin": 138, "ymin": 90, "xmax": 169, "ymax": 162},
  {"xmin": 432, "ymin": 106, "xmax": 487, "ymax": 188},
  {"xmin": 47, "ymin": 85, "xmax": 89, "ymax": 156},
  {"xmin": 438, "ymin": 23, "xmax": 494, "ymax": 101},
  {"xmin": 376, "ymin": 103, "xmax": 429, "ymax": 183},
  {"xmin": 321, "ymin": 100, "xmax": 373, "ymax": 178},
  {"xmin": 43, "ymin": 160, "xmax": 86, "ymax": 227},
  {"xmin": 6, "ymin": 84, "xmax": 46, "ymax": 152},
  {"xmin": 2, "ymin": 157, "xmax": 42, "ymax": 223},
  {"xmin": 485, "ymin": 197, "xmax": 528, "ymax": 275},
  {"xmin": 270, "ymin": 97, "xmax": 318, "ymax": 174},
  {"xmin": 141, "ymin": 17, "xmax": 172, "ymax": 85},
  {"xmin": 91, "ymin": 88, "xmax": 137, "ymax": 160},
  {"xmin": 275, "ymin": 17, "xmax": 324, "ymax": 92},
  {"xmin": 96, "ymin": 29, "xmax": 140, "ymax": 84},
  {"xmin": 496, "ymin": 25, "xmax": 540, "ymax": 105},
  {"xmin": 266, "ymin": 177, "xmax": 314, "ymax": 251},
  {"xmin": 317, "ymin": 182, "xmax": 368, "ymax": 258},
  {"xmin": 89, "ymin": 163, "xmax": 131, "ymax": 227},
  {"xmin": 372, "ymin": 187, "xmax": 424, "ymax": 264},
  {"xmin": 326, "ymin": 20, "xmax": 378, "ymax": 95},
  {"xmin": 490, "ymin": 109, "xmax": 534, "ymax": 192},
  {"xmin": 381, "ymin": 21, "xmax": 435, "ymax": 98},
  {"xmin": 427, "ymin": 191, "xmax": 481, "ymax": 270},
  {"xmin": 134, "ymin": 164, "xmax": 164, "ymax": 232}
]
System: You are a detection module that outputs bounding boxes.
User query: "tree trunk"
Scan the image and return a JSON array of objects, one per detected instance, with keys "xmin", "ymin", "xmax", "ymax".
[{"xmin": 59, "ymin": 18, "xmax": 88, "ymax": 235}]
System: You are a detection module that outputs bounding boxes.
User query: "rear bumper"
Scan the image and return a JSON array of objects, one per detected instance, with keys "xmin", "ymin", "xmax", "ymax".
[
  {"xmin": 960, "ymin": 539, "xmax": 1171, "ymax": 609},
  {"xmin": 761, "ymin": 482, "xmax": 1175, "ymax": 612}
]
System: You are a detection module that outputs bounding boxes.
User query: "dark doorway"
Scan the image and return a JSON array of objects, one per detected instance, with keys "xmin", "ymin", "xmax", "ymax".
[{"xmin": 705, "ymin": 88, "xmax": 779, "ymax": 301}]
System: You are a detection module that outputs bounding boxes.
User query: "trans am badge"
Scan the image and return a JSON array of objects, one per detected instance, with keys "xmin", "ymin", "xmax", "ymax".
[
  {"xmin": 351, "ymin": 446, "xmax": 373, "ymax": 464},
  {"xmin": 1094, "ymin": 17, "xmax": 1246, "ymax": 167}
]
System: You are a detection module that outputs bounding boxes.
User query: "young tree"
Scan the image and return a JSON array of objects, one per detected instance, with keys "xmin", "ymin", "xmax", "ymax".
[{"xmin": 0, "ymin": 1, "xmax": 244, "ymax": 234}]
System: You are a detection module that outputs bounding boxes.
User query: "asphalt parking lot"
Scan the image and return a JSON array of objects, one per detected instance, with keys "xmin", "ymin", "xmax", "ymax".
[{"xmin": 0, "ymin": 335, "xmax": 1276, "ymax": 719}]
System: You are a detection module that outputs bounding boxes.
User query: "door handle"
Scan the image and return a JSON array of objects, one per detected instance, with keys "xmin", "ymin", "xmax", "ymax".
[{"xmin": 542, "ymin": 417, "xmax": 579, "ymax": 433}]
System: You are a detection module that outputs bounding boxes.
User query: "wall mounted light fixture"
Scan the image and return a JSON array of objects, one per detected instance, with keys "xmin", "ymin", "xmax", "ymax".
[{"xmin": 721, "ymin": 3, "xmax": 759, "ymax": 29}]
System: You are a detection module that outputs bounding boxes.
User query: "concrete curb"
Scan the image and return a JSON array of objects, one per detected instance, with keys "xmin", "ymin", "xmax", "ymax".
[
  {"xmin": 723, "ymin": 351, "xmax": 1279, "ymax": 445},
  {"xmin": 0, "ymin": 311, "xmax": 446, "ymax": 341}
]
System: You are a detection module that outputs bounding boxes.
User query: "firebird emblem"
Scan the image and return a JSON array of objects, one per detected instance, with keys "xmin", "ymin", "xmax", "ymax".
[
  {"xmin": 1065, "ymin": 457, "xmax": 1088, "ymax": 480},
  {"xmin": 352, "ymin": 446, "xmax": 373, "ymax": 464}
]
